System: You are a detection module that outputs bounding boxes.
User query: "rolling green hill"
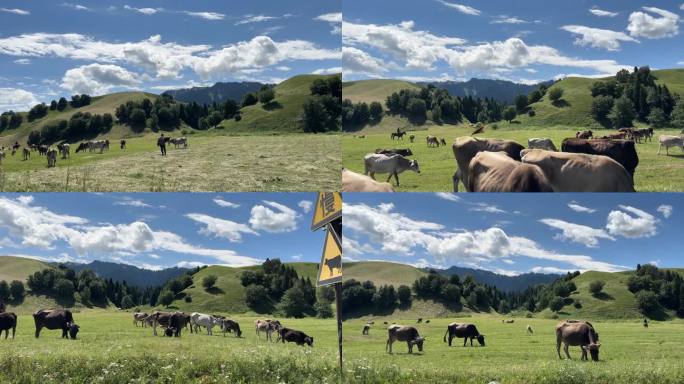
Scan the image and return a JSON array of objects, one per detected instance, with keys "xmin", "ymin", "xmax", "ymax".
[
  {"xmin": 168, "ymin": 262, "xmax": 319, "ymax": 314},
  {"xmin": 0, "ymin": 255, "xmax": 51, "ymax": 282},
  {"xmin": 345, "ymin": 261, "xmax": 427, "ymax": 287},
  {"xmin": 342, "ymin": 79, "xmax": 420, "ymax": 104}
]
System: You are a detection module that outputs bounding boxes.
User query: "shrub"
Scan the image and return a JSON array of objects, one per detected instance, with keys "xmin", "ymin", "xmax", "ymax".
[
  {"xmin": 589, "ymin": 280, "xmax": 605, "ymax": 295},
  {"xmin": 202, "ymin": 275, "xmax": 218, "ymax": 290}
]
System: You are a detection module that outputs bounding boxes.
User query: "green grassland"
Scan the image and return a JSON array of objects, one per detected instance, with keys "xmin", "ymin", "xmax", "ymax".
[
  {"xmin": 345, "ymin": 262, "xmax": 427, "ymax": 287},
  {"xmin": 0, "ymin": 256, "xmax": 51, "ymax": 282},
  {"xmin": 343, "ymin": 79, "xmax": 420, "ymax": 104},
  {"xmin": 342, "ymin": 124, "xmax": 684, "ymax": 192}
]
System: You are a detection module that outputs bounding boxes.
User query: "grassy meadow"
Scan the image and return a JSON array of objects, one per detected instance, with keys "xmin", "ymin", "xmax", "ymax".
[{"xmin": 342, "ymin": 124, "xmax": 684, "ymax": 192}]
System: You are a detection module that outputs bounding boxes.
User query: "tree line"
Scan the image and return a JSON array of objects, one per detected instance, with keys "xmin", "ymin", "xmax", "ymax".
[
  {"xmin": 28, "ymin": 112, "xmax": 114, "ymax": 145},
  {"xmin": 302, "ymin": 75, "xmax": 342, "ymax": 133}
]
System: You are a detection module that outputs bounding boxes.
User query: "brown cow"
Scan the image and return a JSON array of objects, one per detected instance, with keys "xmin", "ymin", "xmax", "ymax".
[
  {"xmin": 467, "ymin": 151, "xmax": 552, "ymax": 192},
  {"xmin": 342, "ymin": 169, "xmax": 395, "ymax": 192},
  {"xmin": 386, "ymin": 325, "xmax": 424, "ymax": 354},
  {"xmin": 133, "ymin": 312, "xmax": 148, "ymax": 327},
  {"xmin": 33, "ymin": 309, "xmax": 79, "ymax": 339},
  {"xmin": 0, "ymin": 312, "xmax": 17, "ymax": 339},
  {"xmin": 452, "ymin": 137, "xmax": 525, "ymax": 192},
  {"xmin": 576, "ymin": 130, "xmax": 593, "ymax": 139},
  {"xmin": 521, "ymin": 149, "xmax": 635, "ymax": 192},
  {"xmin": 561, "ymin": 138, "xmax": 638, "ymax": 176},
  {"xmin": 150, "ymin": 311, "xmax": 188, "ymax": 337},
  {"xmin": 443, "ymin": 323, "xmax": 485, "ymax": 347},
  {"xmin": 556, "ymin": 320, "xmax": 600, "ymax": 361}
]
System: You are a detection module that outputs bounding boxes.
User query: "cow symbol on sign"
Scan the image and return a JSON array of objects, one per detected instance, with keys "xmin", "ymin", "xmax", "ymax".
[{"xmin": 319, "ymin": 192, "xmax": 336, "ymax": 217}]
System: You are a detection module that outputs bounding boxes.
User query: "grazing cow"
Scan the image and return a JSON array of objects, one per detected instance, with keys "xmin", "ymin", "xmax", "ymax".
[
  {"xmin": 0, "ymin": 300, "xmax": 5, "ymax": 313},
  {"xmin": 342, "ymin": 169, "xmax": 394, "ymax": 192},
  {"xmin": 561, "ymin": 138, "xmax": 639, "ymax": 177},
  {"xmin": 362, "ymin": 325, "xmax": 370, "ymax": 335},
  {"xmin": 22, "ymin": 147, "xmax": 30, "ymax": 160},
  {"xmin": 191, "ymin": 313, "xmax": 219, "ymax": 335},
  {"xmin": 75, "ymin": 142, "xmax": 89, "ymax": 153},
  {"xmin": 527, "ymin": 325, "xmax": 533, "ymax": 335},
  {"xmin": 521, "ymin": 149, "xmax": 635, "ymax": 192},
  {"xmin": 383, "ymin": 321, "xmax": 388, "ymax": 325},
  {"xmin": 605, "ymin": 132, "xmax": 626, "ymax": 140},
  {"xmin": 440, "ymin": 138, "xmax": 447, "ymax": 146},
  {"xmin": 57, "ymin": 143, "xmax": 70, "ymax": 159},
  {"xmin": 503, "ymin": 319, "xmax": 515, "ymax": 324},
  {"xmin": 528, "ymin": 138, "xmax": 557, "ymax": 151},
  {"xmin": 425, "ymin": 320, "xmax": 430, "ymax": 323},
  {"xmin": 364, "ymin": 153, "xmax": 420, "ymax": 186},
  {"xmin": 279, "ymin": 328, "xmax": 314, "ymax": 347},
  {"xmin": 375, "ymin": 148, "xmax": 413, "ymax": 157},
  {"xmin": 556, "ymin": 320, "xmax": 600, "ymax": 361},
  {"xmin": 11, "ymin": 142, "xmax": 20, "ymax": 153},
  {"xmin": 33, "ymin": 309, "xmax": 79, "ymax": 339},
  {"xmin": 452, "ymin": 137, "xmax": 525, "ymax": 192},
  {"xmin": 409, "ymin": 135, "xmax": 415, "ymax": 143},
  {"xmin": 657, "ymin": 135, "xmax": 684, "ymax": 155},
  {"xmin": 255, "ymin": 319, "xmax": 282, "ymax": 341},
  {"xmin": 443, "ymin": 323, "xmax": 485, "ymax": 347},
  {"xmin": 468, "ymin": 151, "xmax": 552, "ymax": 192},
  {"xmin": 417, "ymin": 318, "xmax": 422, "ymax": 324},
  {"xmin": 120, "ymin": 139, "xmax": 126, "ymax": 149},
  {"xmin": 576, "ymin": 130, "xmax": 593, "ymax": 139},
  {"xmin": 391, "ymin": 131, "xmax": 406, "ymax": 140},
  {"xmin": 133, "ymin": 312, "xmax": 148, "ymax": 327},
  {"xmin": 46, "ymin": 148, "xmax": 58, "ymax": 168},
  {"xmin": 219, "ymin": 319, "xmax": 242, "ymax": 337},
  {"xmin": 38, "ymin": 145, "xmax": 49, "ymax": 156},
  {"xmin": 170, "ymin": 137, "xmax": 188, "ymax": 149},
  {"xmin": 426, "ymin": 135, "xmax": 440, "ymax": 147},
  {"xmin": 150, "ymin": 311, "xmax": 187, "ymax": 337},
  {"xmin": 643, "ymin": 318, "xmax": 649, "ymax": 328},
  {"xmin": 0, "ymin": 312, "xmax": 17, "ymax": 339},
  {"xmin": 386, "ymin": 325, "xmax": 424, "ymax": 354}
]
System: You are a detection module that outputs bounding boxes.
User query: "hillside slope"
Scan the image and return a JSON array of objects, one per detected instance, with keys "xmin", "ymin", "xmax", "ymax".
[
  {"xmin": 0, "ymin": 256, "xmax": 51, "ymax": 282},
  {"xmin": 342, "ymin": 79, "xmax": 420, "ymax": 104},
  {"xmin": 345, "ymin": 261, "xmax": 427, "ymax": 287}
]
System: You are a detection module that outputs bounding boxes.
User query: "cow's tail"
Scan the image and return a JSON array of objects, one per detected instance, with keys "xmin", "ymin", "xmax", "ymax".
[{"xmin": 443, "ymin": 327, "xmax": 449, "ymax": 343}]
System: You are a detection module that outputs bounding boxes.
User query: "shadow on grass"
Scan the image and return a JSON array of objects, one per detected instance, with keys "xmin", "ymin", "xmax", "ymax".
[
  {"xmin": 262, "ymin": 101, "xmax": 283, "ymax": 111},
  {"xmin": 205, "ymin": 287, "xmax": 225, "ymax": 295},
  {"xmin": 552, "ymin": 99, "xmax": 571, "ymax": 108},
  {"xmin": 591, "ymin": 292, "xmax": 615, "ymax": 301}
]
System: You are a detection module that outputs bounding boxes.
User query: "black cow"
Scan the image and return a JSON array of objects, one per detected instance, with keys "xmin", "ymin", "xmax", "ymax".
[
  {"xmin": 561, "ymin": 138, "xmax": 638, "ymax": 177},
  {"xmin": 279, "ymin": 328, "xmax": 314, "ymax": 346},
  {"xmin": 443, "ymin": 323, "xmax": 485, "ymax": 347},
  {"xmin": 325, "ymin": 255, "xmax": 341, "ymax": 274},
  {"xmin": 120, "ymin": 139, "xmax": 126, "ymax": 149},
  {"xmin": 375, "ymin": 148, "xmax": 413, "ymax": 157},
  {"xmin": 33, "ymin": 309, "xmax": 79, "ymax": 339},
  {"xmin": 0, "ymin": 312, "xmax": 17, "ymax": 339},
  {"xmin": 220, "ymin": 319, "xmax": 243, "ymax": 337}
]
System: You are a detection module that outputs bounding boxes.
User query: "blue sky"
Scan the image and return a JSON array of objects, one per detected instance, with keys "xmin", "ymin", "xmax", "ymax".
[
  {"xmin": 343, "ymin": 193, "xmax": 681, "ymax": 275},
  {"xmin": 343, "ymin": 0, "xmax": 684, "ymax": 83},
  {"xmin": 0, "ymin": 0, "xmax": 341, "ymax": 111},
  {"xmin": 0, "ymin": 193, "xmax": 326, "ymax": 270}
]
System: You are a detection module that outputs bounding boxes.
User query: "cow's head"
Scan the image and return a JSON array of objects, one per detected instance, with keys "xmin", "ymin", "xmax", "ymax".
[
  {"xmin": 165, "ymin": 327, "xmax": 176, "ymax": 337},
  {"xmin": 67, "ymin": 323, "xmax": 80, "ymax": 339},
  {"xmin": 410, "ymin": 336, "xmax": 425, "ymax": 352},
  {"xmin": 582, "ymin": 343, "xmax": 600, "ymax": 361},
  {"xmin": 410, "ymin": 160, "xmax": 420, "ymax": 174},
  {"xmin": 305, "ymin": 336, "xmax": 314, "ymax": 347},
  {"xmin": 477, "ymin": 335, "xmax": 486, "ymax": 347}
]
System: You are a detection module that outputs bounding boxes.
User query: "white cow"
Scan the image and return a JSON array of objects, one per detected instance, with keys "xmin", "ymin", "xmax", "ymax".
[
  {"xmin": 191, "ymin": 312, "xmax": 219, "ymax": 335},
  {"xmin": 364, "ymin": 153, "xmax": 420, "ymax": 186},
  {"xmin": 255, "ymin": 319, "xmax": 281, "ymax": 342},
  {"xmin": 341, "ymin": 169, "xmax": 395, "ymax": 192},
  {"xmin": 528, "ymin": 138, "xmax": 557, "ymax": 151},
  {"xmin": 657, "ymin": 135, "xmax": 684, "ymax": 155}
]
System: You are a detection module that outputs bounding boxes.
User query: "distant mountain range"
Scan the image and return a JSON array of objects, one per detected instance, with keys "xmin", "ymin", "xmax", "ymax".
[
  {"xmin": 62, "ymin": 260, "xmax": 190, "ymax": 288},
  {"xmin": 417, "ymin": 78, "xmax": 552, "ymax": 104},
  {"xmin": 163, "ymin": 81, "xmax": 266, "ymax": 105},
  {"xmin": 434, "ymin": 266, "xmax": 562, "ymax": 292}
]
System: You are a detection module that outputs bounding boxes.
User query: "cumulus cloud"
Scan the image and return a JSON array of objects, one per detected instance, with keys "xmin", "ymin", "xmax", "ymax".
[
  {"xmin": 589, "ymin": 8, "xmax": 618, "ymax": 17},
  {"xmin": 124, "ymin": 5, "xmax": 160, "ymax": 15},
  {"xmin": 567, "ymin": 201, "xmax": 596, "ymax": 213},
  {"xmin": 435, "ymin": 192, "xmax": 461, "ymax": 202},
  {"xmin": 183, "ymin": 11, "xmax": 224, "ymax": 20},
  {"xmin": 627, "ymin": 7, "xmax": 680, "ymax": 39},
  {"xmin": 606, "ymin": 205, "xmax": 658, "ymax": 238},
  {"xmin": 61, "ymin": 63, "xmax": 141, "ymax": 95},
  {"xmin": 343, "ymin": 237, "xmax": 378, "ymax": 256},
  {"xmin": 0, "ymin": 8, "xmax": 29, "ymax": 15},
  {"xmin": 561, "ymin": 25, "xmax": 639, "ymax": 51},
  {"xmin": 0, "ymin": 87, "xmax": 40, "ymax": 113},
  {"xmin": 469, "ymin": 203, "xmax": 507, "ymax": 214},
  {"xmin": 186, "ymin": 213, "xmax": 258, "ymax": 243},
  {"xmin": 249, "ymin": 201, "xmax": 298, "ymax": 233},
  {"xmin": 312, "ymin": 67, "xmax": 342, "ymax": 74},
  {"xmin": 540, "ymin": 218, "xmax": 615, "ymax": 248},
  {"xmin": 436, "ymin": 0, "xmax": 481, "ymax": 15},
  {"xmin": 213, "ymin": 198, "xmax": 240, "ymax": 208},
  {"xmin": 315, "ymin": 12, "xmax": 342, "ymax": 34},
  {"xmin": 298, "ymin": 200, "xmax": 313, "ymax": 213},
  {"xmin": 657, "ymin": 204, "xmax": 673, "ymax": 218},
  {"xmin": 342, "ymin": 47, "xmax": 388, "ymax": 77}
]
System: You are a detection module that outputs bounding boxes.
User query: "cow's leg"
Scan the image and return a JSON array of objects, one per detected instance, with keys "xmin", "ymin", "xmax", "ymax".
[
  {"xmin": 463, "ymin": 337, "xmax": 467, "ymax": 347},
  {"xmin": 62, "ymin": 326, "xmax": 68, "ymax": 338},
  {"xmin": 369, "ymin": 172, "xmax": 376, "ymax": 180},
  {"xmin": 564, "ymin": 343, "xmax": 571, "ymax": 359},
  {"xmin": 393, "ymin": 172, "xmax": 400, "ymax": 186},
  {"xmin": 35, "ymin": 324, "xmax": 42, "ymax": 338},
  {"xmin": 407, "ymin": 342, "xmax": 412, "ymax": 354},
  {"xmin": 449, "ymin": 334, "xmax": 453, "ymax": 347},
  {"xmin": 453, "ymin": 170, "xmax": 460, "ymax": 192}
]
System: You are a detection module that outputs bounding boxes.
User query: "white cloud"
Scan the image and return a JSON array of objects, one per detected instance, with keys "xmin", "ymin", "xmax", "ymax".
[
  {"xmin": 469, "ymin": 203, "xmax": 507, "ymax": 214},
  {"xmin": 298, "ymin": 200, "xmax": 313, "ymax": 213},
  {"xmin": 435, "ymin": 192, "xmax": 462, "ymax": 202},
  {"xmin": 13, "ymin": 58, "xmax": 31, "ymax": 65},
  {"xmin": 0, "ymin": 87, "xmax": 40, "ymax": 112},
  {"xmin": 681, "ymin": 3, "xmax": 684, "ymax": 10},
  {"xmin": 236, "ymin": 14, "xmax": 277, "ymax": 25},
  {"xmin": 62, "ymin": 3, "xmax": 89, "ymax": 11},
  {"xmin": 540, "ymin": 218, "xmax": 615, "ymax": 248},
  {"xmin": 114, "ymin": 198, "xmax": 152, "ymax": 208},
  {"xmin": 567, "ymin": 201, "xmax": 596, "ymax": 213},
  {"xmin": 531, "ymin": 266, "xmax": 569, "ymax": 274},
  {"xmin": 589, "ymin": 8, "xmax": 618, "ymax": 17},
  {"xmin": 186, "ymin": 213, "xmax": 258, "ymax": 243},
  {"xmin": 61, "ymin": 63, "xmax": 141, "ymax": 95},
  {"xmin": 291, "ymin": 254, "xmax": 302, "ymax": 261},
  {"xmin": 213, "ymin": 198, "xmax": 240, "ymax": 208},
  {"xmin": 0, "ymin": 8, "xmax": 29, "ymax": 15},
  {"xmin": 124, "ymin": 5, "xmax": 160, "ymax": 15},
  {"xmin": 343, "ymin": 237, "xmax": 378, "ymax": 256},
  {"xmin": 342, "ymin": 47, "xmax": 388, "ymax": 77},
  {"xmin": 315, "ymin": 12, "xmax": 342, "ymax": 23},
  {"xmin": 491, "ymin": 16, "xmax": 528, "ymax": 24},
  {"xmin": 182, "ymin": 11, "xmax": 224, "ymax": 20},
  {"xmin": 657, "ymin": 204, "xmax": 673, "ymax": 218},
  {"xmin": 396, "ymin": 73, "xmax": 460, "ymax": 82},
  {"xmin": 436, "ymin": 0, "xmax": 481, "ymax": 16},
  {"xmin": 606, "ymin": 205, "xmax": 658, "ymax": 238},
  {"xmin": 561, "ymin": 25, "xmax": 639, "ymax": 51},
  {"xmin": 313, "ymin": 67, "xmax": 342, "ymax": 75},
  {"xmin": 627, "ymin": 7, "xmax": 680, "ymax": 39},
  {"xmin": 176, "ymin": 261, "xmax": 206, "ymax": 268},
  {"xmin": 249, "ymin": 201, "xmax": 298, "ymax": 233}
]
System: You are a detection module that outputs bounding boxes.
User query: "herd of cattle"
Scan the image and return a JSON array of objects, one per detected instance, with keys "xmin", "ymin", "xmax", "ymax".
[
  {"xmin": 0, "ymin": 136, "xmax": 189, "ymax": 168},
  {"xmin": 343, "ymin": 129, "xmax": 684, "ymax": 192},
  {"xmin": 362, "ymin": 319, "xmax": 601, "ymax": 361}
]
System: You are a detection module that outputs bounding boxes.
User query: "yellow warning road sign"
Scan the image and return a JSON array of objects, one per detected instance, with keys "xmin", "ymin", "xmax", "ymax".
[
  {"xmin": 311, "ymin": 192, "xmax": 342, "ymax": 231},
  {"xmin": 317, "ymin": 225, "xmax": 342, "ymax": 286}
]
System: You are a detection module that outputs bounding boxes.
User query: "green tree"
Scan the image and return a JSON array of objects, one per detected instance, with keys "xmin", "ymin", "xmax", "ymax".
[
  {"xmin": 310, "ymin": 79, "xmax": 330, "ymax": 96},
  {"xmin": 591, "ymin": 95, "xmax": 615, "ymax": 124},
  {"xmin": 589, "ymin": 280, "xmax": 605, "ymax": 295},
  {"xmin": 244, "ymin": 284, "xmax": 268, "ymax": 308},
  {"xmin": 258, "ymin": 88, "xmax": 275, "ymax": 105},
  {"xmin": 548, "ymin": 87, "xmax": 564, "ymax": 103},
  {"xmin": 647, "ymin": 107, "xmax": 668, "ymax": 128},
  {"xmin": 515, "ymin": 94, "xmax": 529, "ymax": 113},
  {"xmin": 158, "ymin": 290, "xmax": 174, "ymax": 307},
  {"xmin": 369, "ymin": 101, "xmax": 383, "ymax": 122},
  {"xmin": 207, "ymin": 111, "xmax": 223, "ymax": 128},
  {"xmin": 671, "ymin": 100, "xmax": 684, "ymax": 129},
  {"xmin": 549, "ymin": 296, "xmax": 564, "ymax": 312},
  {"xmin": 57, "ymin": 97, "xmax": 68, "ymax": 111},
  {"xmin": 609, "ymin": 96, "xmax": 636, "ymax": 128},
  {"xmin": 0, "ymin": 281, "xmax": 9, "ymax": 301},
  {"xmin": 50, "ymin": 100, "xmax": 57, "ymax": 110},
  {"xmin": 242, "ymin": 93, "xmax": 258, "ymax": 107},
  {"xmin": 9, "ymin": 280, "xmax": 25, "ymax": 301},
  {"xmin": 397, "ymin": 285, "xmax": 412, "ymax": 306},
  {"xmin": 129, "ymin": 108, "xmax": 147, "ymax": 129},
  {"xmin": 528, "ymin": 89, "xmax": 543, "ymax": 104},
  {"xmin": 302, "ymin": 98, "xmax": 331, "ymax": 133},
  {"xmin": 314, "ymin": 300, "xmax": 333, "ymax": 318},
  {"xmin": 121, "ymin": 295, "xmax": 134, "ymax": 309},
  {"xmin": 406, "ymin": 98, "xmax": 427, "ymax": 121},
  {"xmin": 503, "ymin": 106, "xmax": 517, "ymax": 122},
  {"xmin": 55, "ymin": 278, "xmax": 75, "ymax": 299},
  {"xmin": 636, "ymin": 290, "xmax": 659, "ymax": 314},
  {"xmin": 202, "ymin": 275, "xmax": 218, "ymax": 290},
  {"xmin": 432, "ymin": 105, "xmax": 443, "ymax": 123},
  {"xmin": 280, "ymin": 286, "xmax": 311, "ymax": 317}
]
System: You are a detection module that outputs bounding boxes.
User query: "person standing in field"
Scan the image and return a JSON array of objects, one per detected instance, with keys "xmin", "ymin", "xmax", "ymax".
[{"xmin": 157, "ymin": 133, "xmax": 167, "ymax": 156}]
